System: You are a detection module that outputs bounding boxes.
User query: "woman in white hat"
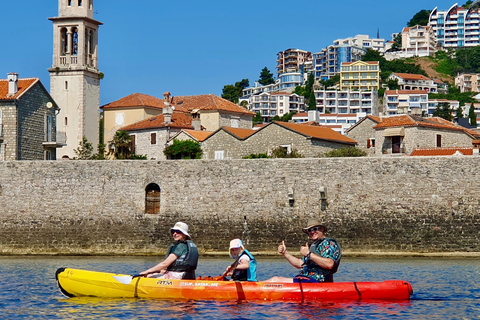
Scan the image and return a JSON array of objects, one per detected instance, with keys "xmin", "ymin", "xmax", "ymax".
[
  {"xmin": 140, "ymin": 222, "xmax": 199, "ymax": 280},
  {"xmin": 223, "ymin": 239, "xmax": 257, "ymax": 281},
  {"xmin": 265, "ymin": 219, "xmax": 341, "ymax": 283}
]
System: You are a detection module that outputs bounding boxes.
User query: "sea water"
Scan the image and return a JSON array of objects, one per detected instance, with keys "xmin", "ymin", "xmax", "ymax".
[{"xmin": 0, "ymin": 256, "xmax": 479, "ymax": 319}]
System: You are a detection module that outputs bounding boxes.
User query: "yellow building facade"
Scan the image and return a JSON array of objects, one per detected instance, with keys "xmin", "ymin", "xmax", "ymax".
[{"xmin": 340, "ymin": 61, "xmax": 380, "ymax": 91}]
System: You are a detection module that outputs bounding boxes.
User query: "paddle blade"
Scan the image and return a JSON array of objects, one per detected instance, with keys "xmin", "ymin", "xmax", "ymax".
[{"xmin": 112, "ymin": 275, "xmax": 135, "ymax": 285}]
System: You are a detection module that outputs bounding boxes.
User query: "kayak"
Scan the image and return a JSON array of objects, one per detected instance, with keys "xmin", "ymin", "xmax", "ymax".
[{"xmin": 55, "ymin": 268, "xmax": 413, "ymax": 301}]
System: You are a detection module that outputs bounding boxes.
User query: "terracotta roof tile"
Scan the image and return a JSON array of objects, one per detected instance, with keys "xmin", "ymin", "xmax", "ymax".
[
  {"xmin": 410, "ymin": 148, "xmax": 474, "ymax": 156},
  {"xmin": 120, "ymin": 111, "xmax": 193, "ymax": 131},
  {"xmin": 392, "ymin": 73, "xmax": 431, "ymax": 81},
  {"xmin": 172, "ymin": 94, "xmax": 255, "ymax": 115},
  {"xmin": 222, "ymin": 126, "xmax": 257, "ymax": 139},
  {"xmin": 374, "ymin": 115, "xmax": 480, "ymax": 137},
  {"xmin": 274, "ymin": 121, "xmax": 357, "ymax": 144},
  {"xmin": 0, "ymin": 78, "xmax": 38, "ymax": 100},
  {"xmin": 102, "ymin": 93, "xmax": 172, "ymax": 110},
  {"xmin": 182, "ymin": 129, "xmax": 213, "ymax": 142}
]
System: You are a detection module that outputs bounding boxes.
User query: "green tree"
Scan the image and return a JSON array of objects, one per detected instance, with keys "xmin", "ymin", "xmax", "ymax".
[
  {"xmin": 468, "ymin": 104, "xmax": 478, "ymax": 126},
  {"xmin": 108, "ymin": 130, "xmax": 133, "ymax": 159},
  {"xmin": 242, "ymin": 153, "xmax": 270, "ymax": 159},
  {"xmin": 253, "ymin": 112, "xmax": 263, "ymax": 125},
  {"xmin": 433, "ymin": 103, "xmax": 453, "ymax": 121},
  {"xmin": 258, "ymin": 67, "xmax": 275, "ymax": 86},
  {"xmin": 456, "ymin": 105, "xmax": 464, "ymax": 119},
  {"xmin": 73, "ymin": 136, "xmax": 93, "ymax": 160},
  {"xmin": 386, "ymin": 79, "xmax": 400, "ymax": 90},
  {"xmin": 324, "ymin": 147, "xmax": 367, "ymax": 157},
  {"xmin": 388, "ymin": 33, "xmax": 402, "ymax": 52},
  {"xmin": 320, "ymin": 75, "xmax": 340, "ymax": 89},
  {"xmin": 163, "ymin": 139, "xmax": 203, "ymax": 159},
  {"xmin": 462, "ymin": 1, "xmax": 474, "ymax": 9},
  {"xmin": 270, "ymin": 146, "xmax": 304, "ymax": 158},
  {"xmin": 91, "ymin": 143, "xmax": 107, "ymax": 160},
  {"xmin": 407, "ymin": 9, "xmax": 431, "ymax": 27},
  {"xmin": 280, "ymin": 111, "xmax": 297, "ymax": 122},
  {"xmin": 270, "ymin": 115, "xmax": 281, "ymax": 122},
  {"xmin": 221, "ymin": 79, "xmax": 250, "ymax": 103}
]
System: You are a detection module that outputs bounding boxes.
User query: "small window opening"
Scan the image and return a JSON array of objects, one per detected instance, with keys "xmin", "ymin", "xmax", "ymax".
[
  {"xmin": 68, "ymin": 0, "xmax": 72, "ymax": 6},
  {"xmin": 65, "ymin": 81, "xmax": 68, "ymax": 90},
  {"xmin": 151, "ymin": 132, "xmax": 156, "ymax": 144},
  {"xmin": 436, "ymin": 134, "xmax": 442, "ymax": 147},
  {"xmin": 78, "ymin": 0, "xmax": 82, "ymax": 6},
  {"xmin": 145, "ymin": 183, "xmax": 161, "ymax": 214},
  {"xmin": 65, "ymin": 117, "xmax": 68, "ymax": 126}
]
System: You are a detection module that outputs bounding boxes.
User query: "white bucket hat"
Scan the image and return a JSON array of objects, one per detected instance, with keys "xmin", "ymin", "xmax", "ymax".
[
  {"xmin": 229, "ymin": 239, "xmax": 244, "ymax": 259},
  {"xmin": 170, "ymin": 222, "xmax": 190, "ymax": 238}
]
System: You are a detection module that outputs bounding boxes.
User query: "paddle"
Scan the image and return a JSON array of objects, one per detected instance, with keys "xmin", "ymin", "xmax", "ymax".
[
  {"xmin": 222, "ymin": 250, "xmax": 243, "ymax": 279},
  {"xmin": 112, "ymin": 273, "xmax": 145, "ymax": 285}
]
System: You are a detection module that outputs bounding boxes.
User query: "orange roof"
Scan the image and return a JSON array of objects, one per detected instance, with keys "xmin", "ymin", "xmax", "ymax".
[
  {"xmin": 292, "ymin": 112, "xmax": 308, "ymax": 117},
  {"xmin": 222, "ymin": 127, "xmax": 257, "ymax": 139},
  {"xmin": 385, "ymin": 90, "xmax": 428, "ymax": 95},
  {"xmin": 0, "ymin": 78, "xmax": 38, "ymax": 100},
  {"xmin": 120, "ymin": 111, "xmax": 193, "ymax": 131},
  {"xmin": 410, "ymin": 148, "xmax": 474, "ymax": 156},
  {"xmin": 392, "ymin": 73, "xmax": 431, "ymax": 81},
  {"xmin": 374, "ymin": 115, "xmax": 480, "ymax": 137},
  {"xmin": 342, "ymin": 61, "xmax": 379, "ymax": 66},
  {"xmin": 182, "ymin": 129, "xmax": 213, "ymax": 142},
  {"xmin": 274, "ymin": 121, "xmax": 356, "ymax": 145},
  {"xmin": 172, "ymin": 94, "xmax": 255, "ymax": 115},
  {"xmin": 101, "ymin": 93, "xmax": 176, "ymax": 110}
]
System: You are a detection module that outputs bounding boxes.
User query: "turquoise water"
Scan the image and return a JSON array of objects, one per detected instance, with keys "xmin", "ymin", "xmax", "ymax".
[{"xmin": 1, "ymin": 256, "xmax": 479, "ymax": 319}]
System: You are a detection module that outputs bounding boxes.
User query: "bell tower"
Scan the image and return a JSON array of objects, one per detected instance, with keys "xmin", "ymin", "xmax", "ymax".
[{"xmin": 48, "ymin": 0, "xmax": 102, "ymax": 158}]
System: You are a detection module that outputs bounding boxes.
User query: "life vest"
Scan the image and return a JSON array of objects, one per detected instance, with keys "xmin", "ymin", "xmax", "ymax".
[
  {"xmin": 301, "ymin": 237, "xmax": 341, "ymax": 282},
  {"xmin": 166, "ymin": 240, "xmax": 199, "ymax": 279},
  {"xmin": 232, "ymin": 249, "xmax": 257, "ymax": 282}
]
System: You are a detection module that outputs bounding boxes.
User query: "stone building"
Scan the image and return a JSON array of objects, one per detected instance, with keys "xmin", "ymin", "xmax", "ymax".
[
  {"xmin": 347, "ymin": 114, "xmax": 480, "ymax": 156},
  {"xmin": 200, "ymin": 121, "xmax": 357, "ymax": 159},
  {"xmin": 0, "ymin": 73, "xmax": 63, "ymax": 160},
  {"xmin": 48, "ymin": 0, "xmax": 102, "ymax": 159}
]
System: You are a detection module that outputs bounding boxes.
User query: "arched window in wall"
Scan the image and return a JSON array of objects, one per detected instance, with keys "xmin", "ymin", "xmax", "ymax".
[
  {"xmin": 71, "ymin": 27, "xmax": 78, "ymax": 55},
  {"xmin": 60, "ymin": 28, "xmax": 68, "ymax": 55},
  {"xmin": 89, "ymin": 0, "xmax": 93, "ymax": 9},
  {"xmin": 145, "ymin": 183, "xmax": 161, "ymax": 214}
]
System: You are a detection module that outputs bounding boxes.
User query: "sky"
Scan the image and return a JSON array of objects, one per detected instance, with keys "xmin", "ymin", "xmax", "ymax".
[{"xmin": 0, "ymin": 0, "xmax": 462, "ymax": 106}]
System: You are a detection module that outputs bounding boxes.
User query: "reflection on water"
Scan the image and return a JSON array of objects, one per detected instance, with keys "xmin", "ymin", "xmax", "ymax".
[{"xmin": 0, "ymin": 256, "xmax": 479, "ymax": 319}]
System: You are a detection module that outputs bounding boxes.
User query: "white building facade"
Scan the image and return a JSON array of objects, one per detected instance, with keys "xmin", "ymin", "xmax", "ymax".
[
  {"xmin": 247, "ymin": 92, "xmax": 305, "ymax": 123},
  {"xmin": 314, "ymin": 90, "xmax": 377, "ymax": 115}
]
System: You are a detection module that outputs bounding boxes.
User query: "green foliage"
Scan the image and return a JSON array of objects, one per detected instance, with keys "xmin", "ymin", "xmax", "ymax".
[
  {"xmin": 407, "ymin": 9, "xmax": 431, "ymax": 27},
  {"xmin": 386, "ymin": 79, "xmax": 400, "ymax": 90},
  {"xmin": 221, "ymin": 79, "xmax": 250, "ymax": 103},
  {"xmin": 456, "ymin": 106, "xmax": 464, "ymax": 119},
  {"xmin": 323, "ymin": 147, "xmax": 367, "ymax": 157},
  {"xmin": 258, "ymin": 67, "xmax": 275, "ymax": 86},
  {"xmin": 362, "ymin": 49, "xmax": 427, "ymax": 81},
  {"xmin": 242, "ymin": 153, "xmax": 270, "ymax": 159},
  {"xmin": 462, "ymin": 1, "xmax": 474, "ymax": 9},
  {"xmin": 281, "ymin": 111, "xmax": 297, "ymax": 122},
  {"xmin": 253, "ymin": 112, "xmax": 263, "ymax": 125},
  {"xmin": 468, "ymin": 104, "xmax": 478, "ymax": 126},
  {"xmin": 163, "ymin": 139, "xmax": 203, "ymax": 160},
  {"xmin": 129, "ymin": 154, "xmax": 148, "ymax": 160},
  {"xmin": 432, "ymin": 103, "xmax": 453, "ymax": 121},
  {"xmin": 389, "ymin": 33, "xmax": 402, "ymax": 52},
  {"xmin": 292, "ymin": 73, "xmax": 317, "ymax": 110},
  {"xmin": 108, "ymin": 130, "xmax": 133, "ymax": 159},
  {"xmin": 91, "ymin": 143, "xmax": 106, "ymax": 160},
  {"xmin": 320, "ymin": 75, "xmax": 340, "ymax": 88},
  {"xmin": 73, "ymin": 136, "xmax": 93, "ymax": 160},
  {"xmin": 270, "ymin": 146, "xmax": 304, "ymax": 158},
  {"xmin": 429, "ymin": 90, "xmax": 476, "ymax": 106}
]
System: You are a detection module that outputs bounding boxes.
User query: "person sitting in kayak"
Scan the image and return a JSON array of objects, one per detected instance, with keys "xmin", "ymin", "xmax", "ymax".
[
  {"xmin": 140, "ymin": 222, "xmax": 199, "ymax": 280},
  {"xmin": 223, "ymin": 239, "xmax": 257, "ymax": 281},
  {"xmin": 265, "ymin": 219, "xmax": 341, "ymax": 283}
]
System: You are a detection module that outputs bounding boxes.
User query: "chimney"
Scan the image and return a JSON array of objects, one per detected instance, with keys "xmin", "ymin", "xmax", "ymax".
[
  {"xmin": 163, "ymin": 92, "xmax": 172, "ymax": 124},
  {"xmin": 308, "ymin": 110, "xmax": 319, "ymax": 123},
  {"xmin": 473, "ymin": 140, "xmax": 480, "ymax": 156},
  {"xmin": 7, "ymin": 72, "xmax": 19, "ymax": 95}
]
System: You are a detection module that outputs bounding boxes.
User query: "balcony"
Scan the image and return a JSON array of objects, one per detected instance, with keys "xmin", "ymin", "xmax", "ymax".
[{"xmin": 43, "ymin": 131, "xmax": 67, "ymax": 148}]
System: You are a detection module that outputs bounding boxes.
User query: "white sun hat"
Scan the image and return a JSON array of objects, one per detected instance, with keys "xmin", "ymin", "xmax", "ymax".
[{"xmin": 170, "ymin": 222, "xmax": 190, "ymax": 238}]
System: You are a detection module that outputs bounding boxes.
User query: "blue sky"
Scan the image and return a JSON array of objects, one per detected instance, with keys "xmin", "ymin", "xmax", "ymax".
[{"xmin": 0, "ymin": 0, "xmax": 460, "ymax": 105}]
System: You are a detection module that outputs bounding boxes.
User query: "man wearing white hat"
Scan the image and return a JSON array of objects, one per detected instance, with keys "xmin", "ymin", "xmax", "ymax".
[
  {"xmin": 140, "ymin": 222, "xmax": 199, "ymax": 280},
  {"xmin": 265, "ymin": 218, "xmax": 341, "ymax": 283}
]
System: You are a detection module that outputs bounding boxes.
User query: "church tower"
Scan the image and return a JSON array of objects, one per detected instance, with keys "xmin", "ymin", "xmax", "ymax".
[{"xmin": 49, "ymin": 0, "xmax": 102, "ymax": 158}]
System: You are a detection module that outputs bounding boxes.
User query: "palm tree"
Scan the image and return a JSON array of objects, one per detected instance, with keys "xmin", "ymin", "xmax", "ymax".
[{"xmin": 108, "ymin": 130, "xmax": 132, "ymax": 159}]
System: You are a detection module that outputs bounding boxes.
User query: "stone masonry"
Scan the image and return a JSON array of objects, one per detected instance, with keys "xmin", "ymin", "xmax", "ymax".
[{"xmin": 0, "ymin": 157, "xmax": 479, "ymax": 255}]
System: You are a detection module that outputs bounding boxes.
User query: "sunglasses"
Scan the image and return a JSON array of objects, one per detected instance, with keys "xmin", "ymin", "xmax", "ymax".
[
  {"xmin": 307, "ymin": 226, "xmax": 321, "ymax": 233},
  {"xmin": 171, "ymin": 230, "xmax": 183, "ymax": 235}
]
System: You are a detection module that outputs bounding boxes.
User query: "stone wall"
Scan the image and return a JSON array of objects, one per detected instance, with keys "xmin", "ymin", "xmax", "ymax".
[{"xmin": 0, "ymin": 157, "xmax": 479, "ymax": 255}]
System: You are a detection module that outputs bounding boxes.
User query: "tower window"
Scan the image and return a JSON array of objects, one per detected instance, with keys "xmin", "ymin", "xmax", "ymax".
[
  {"xmin": 65, "ymin": 81, "xmax": 68, "ymax": 90},
  {"xmin": 60, "ymin": 28, "xmax": 68, "ymax": 55},
  {"xmin": 65, "ymin": 117, "xmax": 68, "ymax": 126},
  {"xmin": 68, "ymin": 0, "xmax": 72, "ymax": 6},
  {"xmin": 78, "ymin": 0, "xmax": 82, "ymax": 6},
  {"xmin": 72, "ymin": 28, "xmax": 78, "ymax": 55}
]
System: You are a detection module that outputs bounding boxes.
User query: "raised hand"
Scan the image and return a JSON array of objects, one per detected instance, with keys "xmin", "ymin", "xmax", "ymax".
[
  {"xmin": 300, "ymin": 242, "xmax": 310, "ymax": 257},
  {"xmin": 278, "ymin": 240, "xmax": 287, "ymax": 255}
]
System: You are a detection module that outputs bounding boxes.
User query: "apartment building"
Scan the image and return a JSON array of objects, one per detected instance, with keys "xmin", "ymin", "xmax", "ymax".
[
  {"xmin": 428, "ymin": 99, "xmax": 460, "ymax": 116},
  {"xmin": 313, "ymin": 35, "xmax": 385, "ymax": 80},
  {"xmin": 248, "ymin": 92, "xmax": 305, "ymax": 123},
  {"xmin": 388, "ymin": 73, "xmax": 438, "ymax": 93},
  {"xmin": 292, "ymin": 111, "xmax": 367, "ymax": 134},
  {"xmin": 455, "ymin": 73, "xmax": 480, "ymax": 92},
  {"xmin": 276, "ymin": 49, "xmax": 312, "ymax": 75},
  {"xmin": 429, "ymin": 3, "xmax": 480, "ymax": 49},
  {"xmin": 384, "ymin": 90, "xmax": 429, "ymax": 115},
  {"xmin": 340, "ymin": 61, "xmax": 381, "ymax": 91},
  {"xmin": 313, "ymin": 89, "xmax": 377, "ymax": 115},
  {"xmin": 401, "ymin": 25, "xmax": 437, "ymax": 57}
]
